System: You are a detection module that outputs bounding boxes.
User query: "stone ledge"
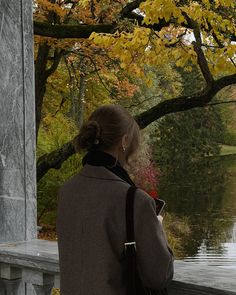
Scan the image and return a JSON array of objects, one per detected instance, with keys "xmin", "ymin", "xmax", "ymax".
[
  {"xmin": 169, "ymin": 281, "xmax": 236, "ymax": 295},
  {"xmin": 0, "ymin": 239, "xmax": 235, "ymax": 294},
  {"xmin": 170, "ymin": 260, "xmax": 236, "ymax": 294},
  {"xmin": 0, "ymin": 239, "xmax": 58, "ymax": 273}
]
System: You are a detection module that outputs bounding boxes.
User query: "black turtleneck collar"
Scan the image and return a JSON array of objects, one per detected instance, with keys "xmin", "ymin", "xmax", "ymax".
[{"xmin": 82, "ymin": 150, "xmax": 136, "ymax": 186}]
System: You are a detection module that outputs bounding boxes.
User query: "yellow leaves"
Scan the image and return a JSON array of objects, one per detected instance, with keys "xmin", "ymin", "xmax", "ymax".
[
  {"xmin": 184, "ymin": 66, "xmax": 193, "ymax": 72},
  {"xmin": 214, "ymin": 0, "xmax": 235, "ymax": 8},
  {"xmin": 90, "ymin": 25, "xmax": 201, "ymax": 80},
  {"xmin": 145, "ymin": 77, "xmax": 153, "ymax": 88},
  {"xmin": 204, "ymin": 46, "xmax": 236, "ymax": 77},
  {"xmin": 183, "ymin": 2, "xmax": 235, "ymax": 37},
  {"xmin": 227, "ymin": 44, "xmax": 236, "ymax": 59},
  {"xmin": 89, "ymin": 33, "xmax": 114, "ymax": 47},
  {"xmin": 169, "ymin": 46, "xmax": 197, "ymax": 69},
  {"xmin": 145, "ymin": 72, "xmax": 155, "ymax": 88},
  {"xmin": 139, "ymin": 0, "xmax": 233, "ymax": 40},
  {"xmin": 140, "ymin": 0, "xmax": 184, "ymax": 25},
  {"xmin": 88, "ymin": 0, "xmax": 235, "ymax": 81},
  {"xmin": 79, "ymin": 0, "xmax": 90, "ymax": 8},
  {"xmin": 90, "ymin": 28, "xmax": 153, "ymax": 72}
]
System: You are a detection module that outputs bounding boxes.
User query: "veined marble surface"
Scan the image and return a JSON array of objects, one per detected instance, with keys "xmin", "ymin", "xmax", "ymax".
[
  {"xmin": 0, "ymin": 0, "xmax": 36, "ymax": 243},
  {"xmin": 172, "ymin": 260, "xmax": 236, "ymax": 294},
  {"xmin": 0, "ymin": 239, "xmax": 58, "ymax": 262},
  {"xmin": 0, "ymin": 239, "xmax": 59, "ymax": 273}
]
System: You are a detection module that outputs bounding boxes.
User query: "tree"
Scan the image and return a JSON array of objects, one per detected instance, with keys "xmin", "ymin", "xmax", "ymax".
[
  {"xmin": 153, "ymin": 106, "xmax": 225, "ymax": 168},
  {"xmin": 33, "ymin": 0, "xmax": 236, "ymax": 180}
]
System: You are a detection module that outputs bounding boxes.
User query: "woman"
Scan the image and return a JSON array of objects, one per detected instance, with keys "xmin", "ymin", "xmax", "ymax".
[{"xmin": 56, "ymin": 104, "xmax": 174, "ymax": 295}]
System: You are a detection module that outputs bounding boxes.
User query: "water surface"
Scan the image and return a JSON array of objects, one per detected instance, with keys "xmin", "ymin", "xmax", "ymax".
[{"xmin": 159, "ymin": 155, "xmax": 236, "ymax": 267}]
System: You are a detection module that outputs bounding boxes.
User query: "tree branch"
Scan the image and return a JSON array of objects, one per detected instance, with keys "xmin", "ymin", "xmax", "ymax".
[
  {"xmin": 45, "ymin": 48, "xmax": 65, "ymax": 77},
  {"xmin": 206, "ymin": 100, "xmax": 236, "ymax": 107},
  {"xmin": 183, "ymin": 13, "xmax": 214, "ymax": 86},
  {"xmin": 34, "ymin": 21, "xmax": 115, "ymax": 38},
  {"xmin": 135, "ymin": 73, "xmax": 236, "ymax": 128},
  {"xmin": 120, "ymin": 0, "xmax": 144, "ymax": 17},
  {"xmin": 37, "ymin": 72, "xmax": 236, "ymax": 180},
  {"xmin": 34, "ymin": 6, "xmax": 236, "ymax": 41},
  {"xmin": 37, "ymin": 140, "xmax": 76, "ymax": 182}
]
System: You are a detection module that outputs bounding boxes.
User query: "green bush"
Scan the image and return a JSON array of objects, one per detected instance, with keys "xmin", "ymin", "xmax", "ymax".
[
  {"xmin": 222, "ymin": 129, "xmax": 236, "ymax": 146},
  {"xmin": 37, "ymin": 113, "xmax": 82, "ymax": 225}
]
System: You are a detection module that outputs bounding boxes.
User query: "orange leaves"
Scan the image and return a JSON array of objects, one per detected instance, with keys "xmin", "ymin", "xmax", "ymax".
[
  {"xmin": 36, "ymin": 0, "xmax": 67, "ymax": 19},
  {"xmin": 77, "ymin": 0, "xmax": 123, "ymax": 24},
  {"xmin": 112, "ymin": 77, "xmax": 139, "ymax": 98}
]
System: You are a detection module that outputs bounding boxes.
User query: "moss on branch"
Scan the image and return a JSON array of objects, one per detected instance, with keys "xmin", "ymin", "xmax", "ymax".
[{"xmin": 34, "ymin": 21, "xmax": 115, "ymax": 39}]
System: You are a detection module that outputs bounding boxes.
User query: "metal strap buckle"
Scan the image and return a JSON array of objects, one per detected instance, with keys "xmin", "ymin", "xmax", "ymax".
[{"xmin": 124, "ymin": 241, "xmax": 136, "ymax": 253}]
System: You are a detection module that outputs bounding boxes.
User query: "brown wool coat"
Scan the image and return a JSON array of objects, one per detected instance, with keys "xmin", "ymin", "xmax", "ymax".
[{"xmin": 56, "ymin": 164, "xmax": 174, "ymax": 295}]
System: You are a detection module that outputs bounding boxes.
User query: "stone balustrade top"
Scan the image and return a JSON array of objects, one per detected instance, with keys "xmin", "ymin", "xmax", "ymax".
[
  {"xmin": 0, "ymin": 239, "xmax": 59, "ymax": 273},
  {"xmin": 0, "ymin": 239, "xmax": 236, "ymax": 294},
  {"xmin": 172, "ymin": 260, "xmax": 236, "ymax": 294}
]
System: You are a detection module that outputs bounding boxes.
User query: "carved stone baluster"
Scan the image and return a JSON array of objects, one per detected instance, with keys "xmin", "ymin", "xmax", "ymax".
[
  {"xmin": 54, "ymin": 274, "xmax": 60, "ymax": 289},
  {"xmin": 32, "ymin": 283, "xmax": 54, "ymax": 295},
  {"xmin": 0, "ymin": 263, "xmax": 22, "ymax": 295},
  {"xmin": 23, "ymin": 269, "xmax": 54, "ymax": 295},
  {"xmin": 1, "ymin": 279, "xmax": 21, "ymax": 295}
]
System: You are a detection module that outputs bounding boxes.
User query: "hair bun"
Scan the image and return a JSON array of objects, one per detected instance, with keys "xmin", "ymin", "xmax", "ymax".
[
  {"xmin": 73, "ymin": 120, "xmax": 101, "ymax": 151},
  {"xmin": 87, "ymin": 120, "xmax": 100, "ymax": 134}
]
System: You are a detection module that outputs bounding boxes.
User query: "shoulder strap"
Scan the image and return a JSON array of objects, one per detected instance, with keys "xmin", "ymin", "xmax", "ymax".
[
  {"xmin": 125, "ymin": 185, "xmax": 137, "ymax": 246},
  {"xmin": 125, "ymin": 186, "xmax": 169, "ymax": 295},
  {"xmin": 125, "ymin": 185, "xmax": 137, "ymax": 294}
]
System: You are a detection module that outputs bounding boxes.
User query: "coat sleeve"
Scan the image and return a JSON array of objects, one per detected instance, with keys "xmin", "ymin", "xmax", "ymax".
[{"xmin": 133, "ymin": 188, "xmax": 174, "ymax": 290}]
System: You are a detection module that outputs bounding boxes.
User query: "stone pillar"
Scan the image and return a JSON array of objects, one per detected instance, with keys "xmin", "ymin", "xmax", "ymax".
[{"xmin": 0, "ymin": 0, "xmax": 36, "ymax": 244}]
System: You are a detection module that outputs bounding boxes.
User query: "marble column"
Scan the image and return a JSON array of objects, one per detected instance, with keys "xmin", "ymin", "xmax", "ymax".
[{"xmin": 0, "ymin": 0, "xmax": 36, "ymax": 243}]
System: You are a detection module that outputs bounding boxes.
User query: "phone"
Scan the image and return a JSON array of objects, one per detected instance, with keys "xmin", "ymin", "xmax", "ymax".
[{"xmin": 154, "ymin": 198, "xmax": 166, "ymax": 215}]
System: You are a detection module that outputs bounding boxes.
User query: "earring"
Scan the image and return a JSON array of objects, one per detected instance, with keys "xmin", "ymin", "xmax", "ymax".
[{"xmin": 122, "ymin": 146, "xmax": 126, "ymax": 153}]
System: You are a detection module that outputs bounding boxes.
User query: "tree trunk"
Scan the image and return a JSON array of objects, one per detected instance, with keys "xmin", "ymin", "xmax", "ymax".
[
  {"xmin": 77, "ymin": 58, "xmax": 86, "ymax": 129},
  {"xmin": 35, "ymin": 43, "xmax": 50, "ymax": 141}
]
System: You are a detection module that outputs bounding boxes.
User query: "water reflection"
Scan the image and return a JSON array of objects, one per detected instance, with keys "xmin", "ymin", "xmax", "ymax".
[{"xmin": 159, "ymin": 155, "xmax": 236, "ymax": 266}]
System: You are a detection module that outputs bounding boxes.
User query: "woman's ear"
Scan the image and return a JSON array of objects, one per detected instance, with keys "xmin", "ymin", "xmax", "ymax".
[{"xmin": 121, "ymin": 133, "xmax": 129, "ymax": 149}]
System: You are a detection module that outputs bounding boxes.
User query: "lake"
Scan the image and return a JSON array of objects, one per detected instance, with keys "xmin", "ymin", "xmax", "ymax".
[{"xmin": 159, "ymin": 154, "xmax": 236, "ymax": 267}]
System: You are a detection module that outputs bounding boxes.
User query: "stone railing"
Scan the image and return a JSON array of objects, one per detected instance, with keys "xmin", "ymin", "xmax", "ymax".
[
  {"xmin": 0, "ymin": 239, "xmax": 236, "ymax": 295},
  {"xmin": 0, "ymin": 240, "xmax": 59, "ymax": 295}
]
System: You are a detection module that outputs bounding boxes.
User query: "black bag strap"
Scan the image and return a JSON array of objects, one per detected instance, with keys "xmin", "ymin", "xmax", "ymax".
[
  {"xmin": 125, "ymin": 185, "xmax": 137, "ymax": 245},
  {"xmin": 125, "ymin": 185, "xmax": 138, "ymax": 294},
  {"xmin": 124, "ymin": 185, "xmax": 169, "ymax": 295}
]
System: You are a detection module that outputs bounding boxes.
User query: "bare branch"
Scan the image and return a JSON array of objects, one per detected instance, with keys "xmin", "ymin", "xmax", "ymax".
[
  {"xmin": 120, "ymin": 0, "xmax": 144, "ymax": 17},
  {"xmin": 183, "ymin": 13, "xmax": 214, "ymax": 86},
  {"xmin": 67, "ymin": 50, "xmax": 114, "ymax": 94},
  {"xmin": 128, "ymin": 95, "xmax": 160, "ymax": 108},
  {"xmin": 207, "ymin": 100, "xmax": 236, "ymax": 107},
  {"xmin": 135, "ymin": 73, "xmax": 236, "ymax": 128},
  {"xmin": 45, "ymin": 48, "xmax": 65, "ymax": 77}
]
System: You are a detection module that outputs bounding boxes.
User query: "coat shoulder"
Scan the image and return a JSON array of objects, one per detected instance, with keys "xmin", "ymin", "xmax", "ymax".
[{"xmin": 135, "ymin": 187, "xmax": 156, "ymax": 209}]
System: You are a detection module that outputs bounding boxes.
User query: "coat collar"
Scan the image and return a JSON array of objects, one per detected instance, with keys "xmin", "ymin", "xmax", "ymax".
[{"xmin": 79, "ymin": 164, "xmax": 127, "ymax": 183}]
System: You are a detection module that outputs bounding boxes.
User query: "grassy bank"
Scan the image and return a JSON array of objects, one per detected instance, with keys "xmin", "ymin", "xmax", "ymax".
[{"xmin": 220, "ymin": 144, "xmax": 236, "ymax": 156}]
